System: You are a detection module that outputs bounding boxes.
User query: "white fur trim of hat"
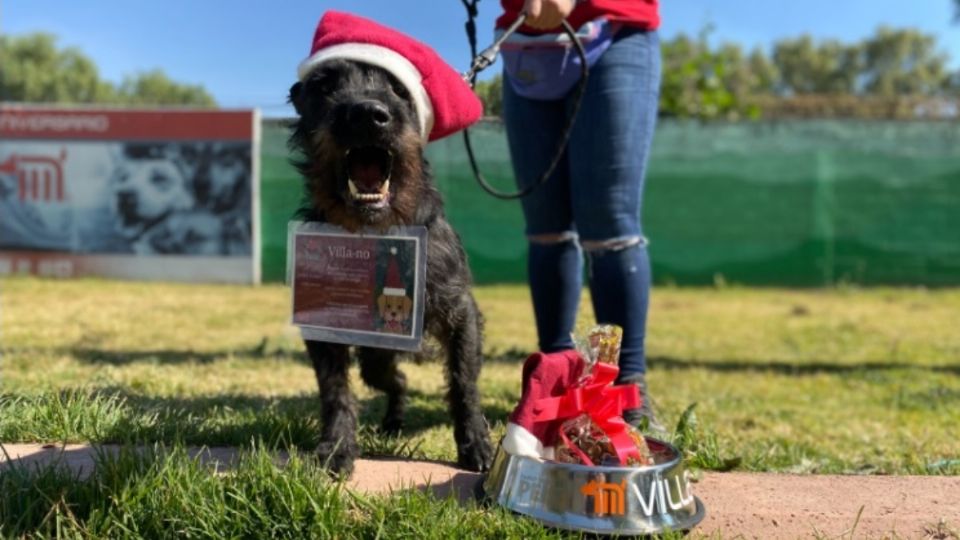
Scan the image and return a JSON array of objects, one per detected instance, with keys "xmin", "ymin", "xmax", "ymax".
[{"xmin": 298, "ymin": 43, "xmax": 435, "ymax": 142}]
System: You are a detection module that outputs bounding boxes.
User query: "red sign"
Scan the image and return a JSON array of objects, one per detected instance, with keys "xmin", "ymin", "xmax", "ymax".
[{"xmin": 0, "ymin": 105, "xmax": 253, "ymax": 141}]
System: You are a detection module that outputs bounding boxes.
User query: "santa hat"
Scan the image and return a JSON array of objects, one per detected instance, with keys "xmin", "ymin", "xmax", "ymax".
[
  {"xmin": 382, "ymin": 248, "xmax": 406, "ymax": 297},
  {"xmin": 298, "ymin": 11, "xmax": 483, "ymax": 142},
  {"xmin": 501, "ymin": 350, "xmax": 586, "ymax": 460}
]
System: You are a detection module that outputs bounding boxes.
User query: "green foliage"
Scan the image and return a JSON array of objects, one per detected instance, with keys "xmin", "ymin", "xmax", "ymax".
[
  {"xmin": 660, "ymin": 28, "xmax": 763, "ymax": 120},
  {"xmin": 117, "ymin": 69, "xmax": 216, "ymax": 107},
  {"xmin": 473, "ymin": 76, "xmax": 503, "ymax": 117},
  {"xmin": 772, "ymin": 28, "xmax": 951, "ymax": 98},
  {"xmin": 671, "ymin": 403, "xmax": 742, "ymax": 472},
  {"xmin": 0, "ymin": 445, "xmax": 566, "ymax": 539},
  {"xmin": 0, "ymin": 33, "xmax": 216, "ymax": 107},
  {"xmin": 0, "ymin": 33, "xmax": 114, "ymax": 103},
  {"xmin": 772, "ymin": 36, "xmax": 863, "ymax": 94},
  {"xmin": 861, "ymin": 27, "xmax": 951, "ymax": 96}
]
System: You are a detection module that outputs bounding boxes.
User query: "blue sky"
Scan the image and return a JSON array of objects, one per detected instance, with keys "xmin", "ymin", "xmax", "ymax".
[{"xmin": 4, "ymin": 0, "xmax": 959, "ymax": 116}]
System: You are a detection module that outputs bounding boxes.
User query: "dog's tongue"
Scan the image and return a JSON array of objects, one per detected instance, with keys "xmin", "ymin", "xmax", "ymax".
[{"xmin": 349, "ymin": 161, "xmax": 384, "ymax": 191}]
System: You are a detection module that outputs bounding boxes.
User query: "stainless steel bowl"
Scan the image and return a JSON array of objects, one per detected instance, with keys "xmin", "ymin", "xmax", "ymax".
[{"xmin": 483, "ymin": 437, "xmax": 705, "ymax": 536}]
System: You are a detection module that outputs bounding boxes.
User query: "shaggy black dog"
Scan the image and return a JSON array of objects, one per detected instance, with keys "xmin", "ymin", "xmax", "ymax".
[{"xmin": 288, "ymin": 59, "xmax": 494, "ymax": 476}]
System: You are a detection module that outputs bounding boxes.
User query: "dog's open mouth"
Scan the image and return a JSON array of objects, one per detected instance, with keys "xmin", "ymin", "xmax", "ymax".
[{"xmin": 346, "ymin": 146, "xmax": 393, "ymax": 207}]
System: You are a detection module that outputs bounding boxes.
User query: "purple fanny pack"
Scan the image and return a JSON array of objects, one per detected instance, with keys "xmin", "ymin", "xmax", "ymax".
[{"xmin": 500, "ymin": 18, "xmax": 616, "ymax": 100}]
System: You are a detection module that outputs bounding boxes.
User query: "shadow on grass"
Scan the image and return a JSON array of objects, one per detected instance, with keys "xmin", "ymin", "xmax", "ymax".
[
  {"xmin": 3, "ymin": 386, "xmax": 514, "ymax": 452},
  {"xmin": 17, "ymin": 343, "xmax": 958, "ymax": 376},
  {"xmin": 647, "ymin": 355, "xmax": 960, "ymax": 375},
  {"xmin": 19, "ymin": 344, "xmax": 521, "ymax": 366},
  {"xmin": 65, "ymin": 345, "xmax": 305, "ymax": 365}
]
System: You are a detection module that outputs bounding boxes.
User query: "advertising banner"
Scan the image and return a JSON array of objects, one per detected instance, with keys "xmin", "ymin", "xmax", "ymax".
[{"xmin": 0, "ymin": 105, "xmax": 260, "ymax": 283}]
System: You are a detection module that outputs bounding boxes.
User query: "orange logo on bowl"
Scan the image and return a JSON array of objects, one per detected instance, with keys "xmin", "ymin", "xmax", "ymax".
[{"xmin": 580, "ymin": 479, "xmax": 627, "ymax": 516}]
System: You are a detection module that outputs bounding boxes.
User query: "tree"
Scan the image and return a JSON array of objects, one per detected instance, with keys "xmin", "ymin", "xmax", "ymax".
[
  {"xmin": 772, "ymin": 36, "xmax": 862, "ymax": 94},
  {"xmin": 860, "ymin": 27, "xmax": 950, "ymax": 96},
  {"xmin": 659, "ymin": 29, "xmax": 760, "ymax": 120},
  {"xmin": 117, "ymin": 70, "xmax": 216, "ymax": 107},
  {"xmin": 747, "ymin": 47, "xmax": 779, "ymax": 95},
  {"xmin": 0, "ymin": 33, "xmax": 216, "ymax": 106},
  {"xmin": 0, "ymin": 33, "xmax": 115, "ymax": 103}
]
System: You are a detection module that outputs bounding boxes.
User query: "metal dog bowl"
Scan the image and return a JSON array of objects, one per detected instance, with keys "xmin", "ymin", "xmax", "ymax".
[{"xmin": 483, "ymin": 437, "xmax": 705, "ymax": 536}]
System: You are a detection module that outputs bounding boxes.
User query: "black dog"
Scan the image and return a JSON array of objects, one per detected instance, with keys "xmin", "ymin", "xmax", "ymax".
[{"xmin": 289, "ymin": 59, "xmax": 494, "ymax": 476}]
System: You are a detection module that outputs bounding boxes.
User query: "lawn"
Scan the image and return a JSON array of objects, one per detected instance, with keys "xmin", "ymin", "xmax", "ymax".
[{"xmin": 2, "ymin": 277, "xmax": 959, "ymax": 537}]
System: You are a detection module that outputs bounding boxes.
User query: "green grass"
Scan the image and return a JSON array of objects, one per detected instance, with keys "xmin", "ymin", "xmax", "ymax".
[
  {"xmin": 2, "ymin": 277, "xmax": 960, "ymax": 537},
  {"xmin": 0, "ymin": 444, "xmax": 572, "ymax": 539}
]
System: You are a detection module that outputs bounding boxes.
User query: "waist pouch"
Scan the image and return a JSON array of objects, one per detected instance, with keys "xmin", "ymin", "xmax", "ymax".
[{"xmin": 500, "ymin": 18, "xmax": 616, "ymax": 101}]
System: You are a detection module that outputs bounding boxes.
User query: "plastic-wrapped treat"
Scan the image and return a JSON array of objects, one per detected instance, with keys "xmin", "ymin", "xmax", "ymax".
[
  {"xmin": 554, "ymin": 414, "xmax": 655, "ymax": 467},
  {"xmin": 574, "ymin": 325, "xmax": 623, "ymax": 369},
  {"xmin": 554, "ymin": 414, "xmax": 617, "ymax": 465},
  {"xmin": 624, "ymin": 424, "xmax": 655, "ymax": 466},
  {"xmin": 588, "ymin": 325, "xmax": 623, "ymax": 366}
]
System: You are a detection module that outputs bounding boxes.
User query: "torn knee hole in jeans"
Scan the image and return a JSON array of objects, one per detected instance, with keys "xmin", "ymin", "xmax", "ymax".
[
  {"xmin": 581, "ymin": 235, "xmax": 647, "ymax": 254},
  {"xmin": 527, "ymin": 232, "xmax": 578, "ymax": 245}
]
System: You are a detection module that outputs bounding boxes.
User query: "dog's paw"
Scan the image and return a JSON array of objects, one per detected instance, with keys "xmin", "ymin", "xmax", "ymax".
[
  {"xmin": 316, "ymin": 439, "xmax": 358, "ymax": 478},
  {"xmin": 379, "ymin": 417, "xmax": 405, "ymax": 437},
  {"xmin": 456, "ymin": 436, "xmax": 494, "ymax": 472}
]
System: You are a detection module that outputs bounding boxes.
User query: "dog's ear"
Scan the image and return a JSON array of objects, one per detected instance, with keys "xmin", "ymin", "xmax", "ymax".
[
  {"xmin": 288, "ymin": 81, "xmax": 305, "ymax": 116},
  {"xmin": 377, "ymin": 294, "xmax": 387, "ymax": 315},
  {"xmin": 401, "ymin": 296, "xmax": 412, "ymax": 317}
]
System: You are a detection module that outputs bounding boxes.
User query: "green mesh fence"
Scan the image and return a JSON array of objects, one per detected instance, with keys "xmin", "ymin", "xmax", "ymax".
[
  {"xmin": 260, "ymin": 119, "xmax": 960, "ymax": 286},
  {"xmin": 260, "ymin": 119, "xmax": 303, "ymax": 281}
]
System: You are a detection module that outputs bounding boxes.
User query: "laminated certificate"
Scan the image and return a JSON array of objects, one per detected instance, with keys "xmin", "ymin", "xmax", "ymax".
[{"xmin": 288, "ymin": 222, "xmax": 426, "ymax": 351}]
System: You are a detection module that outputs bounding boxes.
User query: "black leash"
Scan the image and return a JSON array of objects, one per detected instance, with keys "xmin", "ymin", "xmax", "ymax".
[{"xmin": 460, "ymin": 0, "xmax": 589, "ymax": 200}]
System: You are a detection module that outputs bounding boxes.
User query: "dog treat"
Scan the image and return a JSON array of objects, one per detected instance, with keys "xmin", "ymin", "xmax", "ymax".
[
  {"xmin": 554, "ymin": 414, "xmax": 654, "ymax": 467},
  {"xmin": 588, "ymin": 325, "xmax": 623, "ymax": 366},
  {"xmin": 625, "ymin": 425, "xmax": 655, "ymax": 466},
  {"xmin": 575, "ymin": 324, "xmax": 623, "ymax": 368}
]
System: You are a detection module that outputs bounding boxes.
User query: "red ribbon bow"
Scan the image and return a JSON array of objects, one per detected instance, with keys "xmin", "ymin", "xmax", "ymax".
[{"xmin": 531, "ymin": 357, "xmax": 642, "ymax": 465}]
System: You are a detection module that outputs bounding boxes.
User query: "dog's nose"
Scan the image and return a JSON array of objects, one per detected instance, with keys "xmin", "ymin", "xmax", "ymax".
[
  {"xmin": 117, "ymin": 191, "xmax": 137, "ymax": 206},
  {"xmin": 350, "ymin": 100, "xmax": 392, "ymax": 129}
]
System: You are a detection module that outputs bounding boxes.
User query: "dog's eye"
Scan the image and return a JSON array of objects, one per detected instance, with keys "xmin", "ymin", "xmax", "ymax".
[
  {"xmin": 308, "ymin": 74, "xmax": 338, "ymax": 97},
  {"xmin": 151, "ymin": 172, "xmax": 173, "ymax": 191},
  {"xmin": 390, "ymin": 80, "xmax": 410, "ymax": 101}
]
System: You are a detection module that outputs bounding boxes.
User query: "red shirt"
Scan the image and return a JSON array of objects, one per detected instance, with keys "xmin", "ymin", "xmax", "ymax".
[{"xmin": 496, "ymin": 0, "xmax": 660, "ymax": 33}]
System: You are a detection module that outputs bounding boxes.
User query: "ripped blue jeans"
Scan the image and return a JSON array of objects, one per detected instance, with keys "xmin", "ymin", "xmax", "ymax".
[{"xmin": 502, "ymin": 28, "xmax": 661, "ymax": 379}]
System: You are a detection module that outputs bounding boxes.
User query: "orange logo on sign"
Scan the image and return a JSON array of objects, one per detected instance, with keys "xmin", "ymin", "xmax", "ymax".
[
  {"xmin": 0, "ymin": 149, "xmax": 67, "ymax": 202},
  {"xmin": 580, "ymin": 479, "xmax": 627, "ymax": 516}
]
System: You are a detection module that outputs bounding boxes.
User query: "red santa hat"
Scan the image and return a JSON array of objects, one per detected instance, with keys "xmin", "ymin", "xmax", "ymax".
[
  {"xmin": 298, "ymin": 11, "xmax": 483, "ymax": 142},
  {"xmin": 382, "ymin": 248, "xmax": 406, "ymax": 297},
  {"xmin": 502, "ymin": 350, "xmax": 586, "ymax": 459}
]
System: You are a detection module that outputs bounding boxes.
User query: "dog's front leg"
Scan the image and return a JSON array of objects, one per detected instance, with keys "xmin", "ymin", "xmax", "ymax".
[
  {"xmin": 358, "ymin": 347, "xmax": 407, "ymax": 435},
  {"xmin": 442, "ymin": 294, "xmax": 494, "ymax": 472},
  {"xmin": 306, "ymin": 340, "xmax": 359, "ymax": 476}
]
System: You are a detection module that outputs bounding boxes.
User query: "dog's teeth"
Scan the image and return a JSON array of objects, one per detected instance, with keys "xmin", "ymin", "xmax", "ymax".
[{"xmin": 348, "ymin": 177, "xmax": 388, "ymax": 203}]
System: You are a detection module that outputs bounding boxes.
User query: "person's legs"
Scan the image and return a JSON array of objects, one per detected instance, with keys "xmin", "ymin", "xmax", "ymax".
[
  {"xmin": 566, "ymin": 29, "xmax": 661, "ymax": 386},
  {"xmin": 503, "ymin": 77, "xmax": 581, "ymax": 352}
]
